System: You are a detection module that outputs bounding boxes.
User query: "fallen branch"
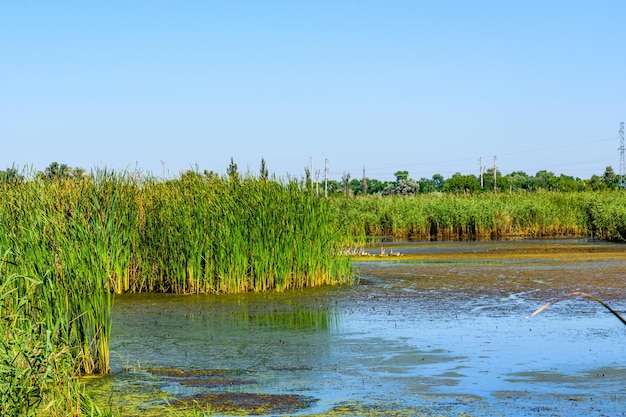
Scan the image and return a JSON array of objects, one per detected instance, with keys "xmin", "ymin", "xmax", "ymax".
[{"xmin": 528, "ymin": 291, "xmax": 626, "ymax": 326}]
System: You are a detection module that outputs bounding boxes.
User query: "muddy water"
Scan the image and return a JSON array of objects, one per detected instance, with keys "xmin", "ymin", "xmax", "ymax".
[{"xmin": 88, "ymin": 239, "xmax": 626, "ymax": 416}]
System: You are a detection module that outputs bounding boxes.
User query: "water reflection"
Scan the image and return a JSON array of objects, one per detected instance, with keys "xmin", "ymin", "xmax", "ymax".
[{"xmin": 90, "ymin": 239, "xmax": 626, "ymax": 416}]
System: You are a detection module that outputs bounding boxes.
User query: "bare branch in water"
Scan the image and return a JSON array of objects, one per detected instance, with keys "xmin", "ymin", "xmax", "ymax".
[{"xmin": 528, "ymin": 291, "xmax": 626, "ymax": 326}]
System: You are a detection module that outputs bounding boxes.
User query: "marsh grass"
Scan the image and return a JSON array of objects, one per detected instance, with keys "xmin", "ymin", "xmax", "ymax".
[
  {"xmin": 0, "ymin": 171, "xmax": 353, "ymax": 382},
  {"xmin": 0, "ymin": 259, "xmax": 110, "ymax": 416},
  {"xmin": 329, "ymin": 192, "xmax": 626, "ymax": 241}
]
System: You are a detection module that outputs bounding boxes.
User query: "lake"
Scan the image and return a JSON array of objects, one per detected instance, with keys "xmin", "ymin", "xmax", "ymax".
[{"xmin": 88, "ymin": 239, "xmax": 626, "ymax": 416}]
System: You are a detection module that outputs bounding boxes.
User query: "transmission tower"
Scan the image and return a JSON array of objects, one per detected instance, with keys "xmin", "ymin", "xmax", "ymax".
[{"xmin": 617, "ymin": 122, "xmax": 626, "ymax": 187}]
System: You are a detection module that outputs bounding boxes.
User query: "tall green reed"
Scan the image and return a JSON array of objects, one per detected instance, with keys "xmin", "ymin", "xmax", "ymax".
[
  {"xmin": 327, "ymin": 191, "xmax": 625, "ymax": 241},
  {"xmin": 138, "ymin": 174, "xmax": 352, "ymax": 293},
  {"xmin": 0, "ymin": 254, "xmax": 110, "ymax": 416}
]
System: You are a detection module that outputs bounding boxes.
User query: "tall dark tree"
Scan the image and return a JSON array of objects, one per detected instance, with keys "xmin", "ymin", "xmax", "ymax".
[
  {"xmin": 603, "ymin": 166, "xmax": 617, "ymax": 188},
  {"xmin": 227, "ymin": 157, "xmax": 238, "ymax": 182},
  {"xmin": 259, "ymin": 158, "xmax": 269, "ymax": 180}
]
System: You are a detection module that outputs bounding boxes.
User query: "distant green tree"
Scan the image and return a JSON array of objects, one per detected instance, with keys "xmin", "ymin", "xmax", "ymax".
[
  {"xmin": 557, "ymin": 174, "xmax": 579, "ymax": 192},
  {"xmin": 203, "ymin": 169, "xmax": 219, "ymax": 180},
  {"xmin": 349, "ymin": 178, "xmax": 362, "ymax": 195},
  {"xmin": 588, "ymin": 174, "xmax": 608, "ymax": 191},
  {"xmin": 0, "ymin": 166, "xmax": 23, "ymax": 184},
  {"xmin": 382, "ymin": 179, "xmax": 420, "ymax": 196},
  {"xmin": 419, "ymin": 174, "xmax": 444, "ymax": 193},
  {"xmin": 178, "ymin": 169, "xmax": 205, "ymax": 184},
  {"xmin": 43, "ymin": 162, "xmax": 71, "ymax": 180},
  {"xmin": 533, "ymin": 170, "xmax": 558, "ymax": 191},
  {"xmin": 259, "ymin": 158, "xmax": 269, "ymax": 180},
  {"xmin": 72, "ymin": 167, "xmax": 86, "ymax": 179},
  {"xmin": 326, "ymin": 179, "xmax": 342, "ymax": 195},
  {"xmin": 432, "ymin": 174, "xmax": 444, "ymax": 191},
  {"xmin": 393, "ymin": 170, "xmax": 409, "ymax": 182},
  {"xmin": 443, "ymin": 173, "xmax": 480, "ymax": 193},
  {"xmin": 418, "ymin": 177, "xmax": 437, "ymax": 193},
  {"xmin": 366, "ymin": 178, "xmax": 387, "ymax": 194},
  {"xmin": 603, "ymin": 166, "xmax": 617, "ymax": 188},
  {"xmin": 506, "ymin": 171, "xmax": 532, "ymax": 191},
  {"xmin": 482, "ymin": 168, "xmax": 505, "ymax": 192},
  {"xmin": 227, "ymin": 157, "xmax": 238, "ymax": 182}
]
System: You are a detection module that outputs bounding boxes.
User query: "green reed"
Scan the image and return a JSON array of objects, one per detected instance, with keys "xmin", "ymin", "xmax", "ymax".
[
  {"xmin": 0, "ymin": 175, "xmax": 110, "ymax": 383},
  {"xmin": 0, "ymin": 255, "xmax": 110, "ymax": 416},
  {"xmin": 138, "ymin": 174, "xmax": 352, "ymax": 293},
  {"xmin": 329, "ymin": 191, "xmax": 626, "ymax": 241},
  {"xmin": 0, "ymin": 170, "xmax": 353, "ymax": 381}
]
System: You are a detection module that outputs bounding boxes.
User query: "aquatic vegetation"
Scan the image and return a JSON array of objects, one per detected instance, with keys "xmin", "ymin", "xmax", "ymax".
[
  {"xmin": 328, "ymin": 192, "xmax": 626, "ymax": 241},
  {"xmin": 170, "ymin": 392, "xmax": 317, "ymax": 415},
  {"xmin": 0, "ymin": 264, "xmax": 110, "ymax": 416},
  {"xmin": 0, "ymin": 171, "xmax": 352, "ymax": 412},
  {"xmin": 0, "ymin": 171, "xmax": 353, "ymax": 296}
]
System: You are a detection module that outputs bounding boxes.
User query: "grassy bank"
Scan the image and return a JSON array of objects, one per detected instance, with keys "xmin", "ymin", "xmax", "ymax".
[{"xmin": 328, "ymin": 192, "xmax": 626, "ymax": 241}]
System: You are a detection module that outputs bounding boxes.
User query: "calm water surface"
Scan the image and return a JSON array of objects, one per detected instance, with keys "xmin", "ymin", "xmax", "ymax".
[{"xmin": 90, "ymin": 239, "xmax": 626, "ymax": 416}]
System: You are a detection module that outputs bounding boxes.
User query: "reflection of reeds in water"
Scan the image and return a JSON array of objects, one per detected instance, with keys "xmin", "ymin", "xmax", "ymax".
[
  {"xmin": 529, "ymin": 291, "xmax": 626, "ymax": 326},
  {"xmin": 229, "ymin": 304, "xmax": 337, "ymax": 331}
]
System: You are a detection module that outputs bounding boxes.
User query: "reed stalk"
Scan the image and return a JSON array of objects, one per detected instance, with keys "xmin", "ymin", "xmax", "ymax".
[
  {"xmin": 0, "ymin": 169, "xmax": 353, "ymax": 384},
  {"xmin": 528, "ymin": 291, "xmax": 626, "ymax": 326},
  {"xmin": 328, "ymin": 192, "xmax": 626, "ymax": 241}
]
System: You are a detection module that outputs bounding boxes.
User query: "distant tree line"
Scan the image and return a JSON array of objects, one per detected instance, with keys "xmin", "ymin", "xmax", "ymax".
[
  {"xmin": 329, "ymin": 166, "xmax": 623, "ymax": 196},
  {"xmin": 1, "ymin": 161, "xmax": 623, "ymax": 195}
]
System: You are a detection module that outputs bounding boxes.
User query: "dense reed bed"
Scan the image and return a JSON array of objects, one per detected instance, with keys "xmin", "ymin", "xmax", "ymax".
[
  {"xmin": 136, "ymin": 174, "xmax": 352, "ymax": 294},
  {"xmin": 0, "ymin": 257, "xmax": 108, "ymax": 416},
  {"xmin": 328, "ymin": 192, "xmax": 626, "ymax": 241},
  {"xmin": 0, "ymin": 171, "xmax": 352, "ymax": 384}
]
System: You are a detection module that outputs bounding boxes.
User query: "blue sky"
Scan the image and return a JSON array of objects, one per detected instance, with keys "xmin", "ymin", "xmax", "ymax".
[{"xmin": 1, "ymin": 1, "xmax": 624, "ymax": 181}]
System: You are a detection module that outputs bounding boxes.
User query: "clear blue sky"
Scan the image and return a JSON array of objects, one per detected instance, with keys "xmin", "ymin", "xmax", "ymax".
[{"xmin": 2, "ymin": 1, "xmax": 624, "ymax": 181}]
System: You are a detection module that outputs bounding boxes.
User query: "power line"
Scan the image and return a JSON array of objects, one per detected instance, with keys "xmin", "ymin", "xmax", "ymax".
[
  {"xmin": 619, "ymin": 122, "xmax": 625, "ymax": 186},
  {"xmin": 330, "ymin": 135, "xmax": 618, "ymax": 180}
]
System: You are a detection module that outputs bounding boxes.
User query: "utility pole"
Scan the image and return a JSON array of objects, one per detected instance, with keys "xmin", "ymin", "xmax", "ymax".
[
  {"xmin": 493, "ymin": 156, "xmax": 497, "ymax": 191},
  {"xmin": 324, "ymin": 159, "xmax": 328, "ymax": 198},
  {"xmin": 479, "ymin": 157, "xmax": 484, "ymax": 189},
  {"xmin": 315, "ymin": 169, "xmax": 320, "ymax": 196},
  {"xmin": 362, "ymin": 166, "xmax": 367, "ymax": 195},
  {"xmin": 619, "ymin": 122, "xmax": 625, "ymax": 186}
]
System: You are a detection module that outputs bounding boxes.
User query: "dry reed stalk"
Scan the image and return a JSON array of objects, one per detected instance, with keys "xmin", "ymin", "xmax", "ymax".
[{"xmin": 528, "ymin": 291, "xmax": 626, "ymax": 326}]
